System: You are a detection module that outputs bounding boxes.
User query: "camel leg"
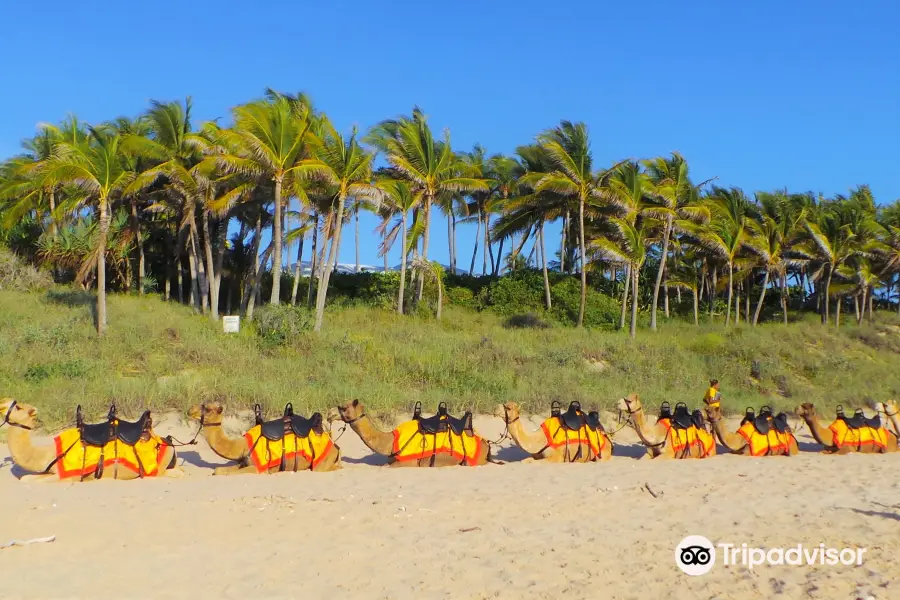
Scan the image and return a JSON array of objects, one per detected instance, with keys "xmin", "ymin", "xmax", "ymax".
[
  {"xmin": 19, "ymin": 474, "xmax": 58, "ymax": 483},
  {"xmin": 314, "ymin": 449, "xmax": 342, "ymax": 472}
]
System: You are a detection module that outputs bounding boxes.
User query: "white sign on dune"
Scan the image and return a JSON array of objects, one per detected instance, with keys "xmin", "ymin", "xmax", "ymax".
[{"xmin": 222, "ymin": 315, "xmax": 240, "ymax": 333}]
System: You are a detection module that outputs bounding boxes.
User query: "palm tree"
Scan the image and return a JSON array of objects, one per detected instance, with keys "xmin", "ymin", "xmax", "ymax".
[
  {"xmin": 367, "ymin": 108, "xmax": 485, "ymax": 300},
  {"xmin": 42, "ymin": 128, "xmax": 136, "ymax": 335},
  {"xmin": 306, "ymin": 120, "xmax": 377, "ymax": 332},
  {"xmin": 376, "ymin": 179, "xmax": 421, "ymax": 314},
  {"xmin": 681, "ymin": 187, "xmax": 752, "ymax": 327},
  {"xmin": 536, "ymin": 121, "xmax": 622, "ymax": 327},
  {"xmin": 590, "ymin": 217, "xmax": 651, "ymax": 338},
  {"xmin": 214, "ymin": 90, "xmax": 314, "ymax": 306},
  {"xmin": 643, "ymin": 152, "xmax": 694, "ymax": 330}
]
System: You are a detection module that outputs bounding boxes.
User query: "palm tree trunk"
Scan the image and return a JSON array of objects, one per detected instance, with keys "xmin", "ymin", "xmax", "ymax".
[
  {"xmin": 270, "ymin": 176, "xmax": 284, "ymax": 305},
  {"xmin": 577, "ymin": 196, "xmax": 587, "ymax": 328},
  {"xmin": 781, "ymin": 273, "xmax": 789, "ymax": 325},
  {"xmin": 824, "ymin": 266, "xmax": 833, "ymax": 325},
  {"xmin": 451, "ymin": 211, "xmax": 457, "ymax": 273},
  {"xmin": 619, "ymin": 265, "xmax": 631, "ymax": 330},
  {"xmin": 650, "ymin": 216, "xmax": 673, "ymax": 331},
  {"xmin": 96, "ymin": 197, "xmax": 110, "ymax": 336},
  {"xmin": 745, "ymin": 283, "xmax": 751, "ymax": 323},
  {"xmin": 214, "ymin": 215, "xmax": 228, "ymax": 316},
  {"xmin": 469, "ymin": 213, "xmax": 480, "ymax": 276},
  {"xmin": 241, "ymin": 213, "xmax": 263, "ymax": 315},
  {"xmin": 725, "ymin": 261, "xmax": 734, "ymax": 327},
  {"xmin": 735, "ymin": 285, "xmax": 741, "ymax": 325},
  {"xmin": 247, "ymin": 243, "xmax": 272, "ymax": 320},
  {"xmin": 415, "ymin": 195, "xmax": 432, "ymax": 302},
  {"xmin": 836, "ymin": 296, "xmax": 842, "ymax": 327},
  {"xmin": 540, "ymin": 222, "xmax": 551, "ymax": 310},
  {"xmin": 398, "ymin": 212, "xmax": 408, "ymax": 315},
  {"xmin": 560, "ymin": 210, "xmax": 569, "ymax": 273},
  {"xmin": 487, "ymin": 218, "xmax": 496, "ymax": 275},
  {"xmin": 290, "ymin": 229, "xmax": 305, "ymax": 306},
  {"xmin": 710, "ymin": 269, "xmax": 717, "ymax": 317},
  {"xmin": 753, "ymin": 270, "xmax": 770, "ymax": 326},
  {"xmin": 315, "ymin": 192, "xmax": 349, "ymax": 332},
  {"xmin": 128, "ymin": 195, "xmax": 144, "ymax": 295},
  {"xmin": 868, "ymin": 287, "xmax": 874, "ymax": 322},
  {"xmin": 493, "ymin": 237, "xmax": 505, "ymax": 277},
  {"xmin": 306, "ymin": 213, "xmax": 319, "ymax": 308},
  {"xmin": 854, "ymin": 293, "xmax": 860, "ymax": 323},
  {"xmin": 692, "ymin": 286, "xmax": 699, "ymax": 326},
  {"xmin": 629, "ymin": 265, "xmax": 639, "ymax": 338},
  {"xmin": 202, "ymin": 210, "xmax": 216, "ymax": 319},
  {"xmin": 664, "ymin": 286, "xmax": 670, "ymax": 318},
  {"xmin": 354, "ymin": 202, "xmax": 360, "ymax": 273},
  {"xmin": 482, "ymin": 213, "xmax": 489, "ymax": 276},
  {"xmin": 446, "ymin": 209, "xmax": 454, "ymax": 274},
  {"xmin": 187, "ymin": 219, "xmax": 203, "ymax": 312}
]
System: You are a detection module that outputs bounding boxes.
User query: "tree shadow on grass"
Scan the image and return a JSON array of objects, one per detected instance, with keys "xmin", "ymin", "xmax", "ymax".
[{"xmin": 44, "ymin": 289, "xmax": 97, "ymax": 329}]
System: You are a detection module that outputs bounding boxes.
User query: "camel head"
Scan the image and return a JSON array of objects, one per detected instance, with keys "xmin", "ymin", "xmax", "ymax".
[
  {"xmin": 0, "ymin": 399, "xmax": 39, "ymax": 429},
  {"xmin": 325, "ymin": 407, "xmax": 341, "ymax": 424},
  {"xmin": 187, "ymin": 401, "xmax": 225, "ymax": 425},
  {"xmin": 492, "ymin": 402, "xmax": 520, "ymax": 423},
  {"xmin": 336, "ymin": 399, "xmax": 365, "ymax": 423},
  {"xmin": 794, "ymin": 403, "xmax": 817, "ymax": 419},
  {"xmin": 704, "ymin": 403, "xmax": 724, "ymax": 423},
  {"xmin": 616, "ymin": 393, "xmax": 642, "ymax": 415}
]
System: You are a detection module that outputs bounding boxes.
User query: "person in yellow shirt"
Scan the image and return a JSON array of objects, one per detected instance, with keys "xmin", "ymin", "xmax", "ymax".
[{"xmin": 704, "ymin": 379, "xmax": 721, "ymax": 408}]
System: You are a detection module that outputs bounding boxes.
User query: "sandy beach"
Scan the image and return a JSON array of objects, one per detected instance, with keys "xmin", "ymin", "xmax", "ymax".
[{"xmin": 1, "ymin": 411, "xmax": 898, "ymax": 600}]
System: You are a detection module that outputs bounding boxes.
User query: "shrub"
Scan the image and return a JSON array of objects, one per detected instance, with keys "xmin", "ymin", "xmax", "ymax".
[
  {"xmin": 504, "ymin": 313, "xmax": 550, "ymax": 329},
  {"xmin": 476, "ymin": 271, "xmax": 545, "ymax": 315},
  {"xmin": 0, "ymin": 246, "xmax": 52, "ymax": 292},
  {"xmin": 254, "ymin": 305, "xmax": 313, "ymax": 346},
  {"xmin": 550, "ymin": 279, "xmax": 619, "ymax": 328},
  {"xmin": 445, "ymin": 286, "xmax": 475, "ymax": 309}
]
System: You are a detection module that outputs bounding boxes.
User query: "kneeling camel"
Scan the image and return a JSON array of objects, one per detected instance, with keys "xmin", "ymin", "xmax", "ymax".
[
  {"xmin": 492, "ymin": 401, "xmax": 612, "ymax": 462},
  {"xmin": 187, "ymin": 401, "xmax": 342, "ymax": 474},
  {"xmin": 615, "ymin": 394, "xmax": 715, "ymax": 459},
  {"xmin": 704, "ymin": 404, "xmax": 799, "ymax": 456},
  {"xmin": 796, "ymin": 402, "xmax": 898, "ymax": 454},
  {"xmin": 0, "ymin": 399, "xmax": 182, "ymax": 482}
]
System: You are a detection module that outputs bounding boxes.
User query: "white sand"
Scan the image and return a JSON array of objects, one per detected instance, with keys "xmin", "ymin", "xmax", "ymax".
[{"xmin": 1, "ymin": 411, "xmax": 898, "ymax": 599}]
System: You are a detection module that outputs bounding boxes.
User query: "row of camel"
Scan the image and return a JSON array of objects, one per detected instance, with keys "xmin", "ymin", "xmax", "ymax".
[{"xmin": 1, "ymin": 395, "xmax": 899, "ymax": 481}]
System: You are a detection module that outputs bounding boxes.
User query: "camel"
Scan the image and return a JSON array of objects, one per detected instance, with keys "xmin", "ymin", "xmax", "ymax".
[
  {"xmin": 492, "ymin": 401, "xmax": 612, "ymax": 462},
  {"xmin": 0, "ymin": 399, "xmax": 182, "ymax": 482},
  {"xmin": 870, "ymin": 400, "xmax": 900, "ymax": 439},
  {"xmin": 704, "ymin": 404, "xmax": 799, "ymax": 456},
  {"xmin": 615, "ymin": 393, "xmax": 715, "ymax": 459},
  {"xmin": 186, "ymin": 401, "xmax": 341, "ymax": 474},
  {"xmin": 796, "ymin": 403, "xmax": 898, "ymax": 454},
  {"xmin": 330, "ymin": 399, "xmax": 490, "ymax": 467}
]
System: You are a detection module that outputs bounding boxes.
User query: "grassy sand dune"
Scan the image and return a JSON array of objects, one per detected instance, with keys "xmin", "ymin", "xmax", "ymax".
[{"xmin": 1, "ymin": 288, "xmax": 899, "ymax": 429}]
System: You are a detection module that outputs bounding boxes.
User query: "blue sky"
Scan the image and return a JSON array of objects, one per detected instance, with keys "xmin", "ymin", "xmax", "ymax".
[{"xmin": 2, "ymin": 0, "xmax": 898, "ymax": 270}]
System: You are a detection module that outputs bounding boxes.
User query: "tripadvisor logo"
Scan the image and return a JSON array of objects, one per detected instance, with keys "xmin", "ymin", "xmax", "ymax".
[
  {"xmin": 675, "ymin": 535, "xmax": 716, "ymax": 576},
  {"xmin": 675, "ymin": 536, "xmax": 867, "ymax": 575}
]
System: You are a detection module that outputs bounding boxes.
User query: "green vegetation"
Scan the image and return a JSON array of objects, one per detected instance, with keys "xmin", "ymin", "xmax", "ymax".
[
  {"xmin": 1, "ymin": 93, "xmax": 898, "ymax": 343},
  {"xmin": 2, "ymin": 289, "xmax": 898, "ymax": 430}
]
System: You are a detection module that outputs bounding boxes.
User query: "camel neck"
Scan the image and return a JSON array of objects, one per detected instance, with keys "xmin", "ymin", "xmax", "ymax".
[
  {"xmin": 507, "ymin": 416, "xmax": 546, "ymax": 455},
  {"xmin": 631, "ymin": 409, "xmax": 664, "ymax": 448},
  {"xmin": 6, "ymin": 425, "xmax": 53, "ymax": 473},
  {"xmin": 802, "ymin": 415, "xmax": 834, "ymax": 449},
  {"xmin": 349, "ymin": 414, "xmax": 394, "ymax": 456},
  {"xmin": 201, "ymin": 422, "xmax": 248, "ymax": 461}
]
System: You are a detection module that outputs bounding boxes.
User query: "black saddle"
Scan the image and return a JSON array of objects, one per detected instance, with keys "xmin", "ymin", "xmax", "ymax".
[
  {"xmin": 255, "ymin": 403, "xmax": 324, "ymax": 441},
  {"xmin": 585, "ymin": 410, "xmax": 605, "ymax": 433},
  {"xmin": 413, "ymin": 402, "xmax": 473, "ymax": 436},
  {"xmin": 658, "ymin": 401, "xmax": 673, "ymax": 421},
  {"xmin": 837, "ymin": 406, "xmax": 881, "ymax": 430},
  {"xmin": 551, "ymin": 400, "xmax": 600, "ymax": 432},
  {"xmin": 671, "ymin": 403, "xmax": 694, "ymax": 429},
  {"xmin": 77, "ymin": 404, "xmax": 152, "ymax": 447}
]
